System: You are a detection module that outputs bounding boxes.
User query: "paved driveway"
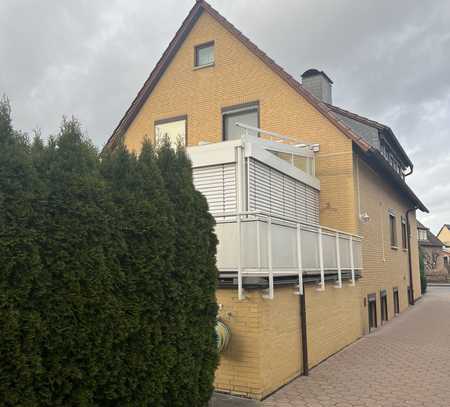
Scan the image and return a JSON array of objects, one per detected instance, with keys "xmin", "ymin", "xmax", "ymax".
[{"xmin": 263, "ymin": 286, "xmax": 450, "ymax": 407}]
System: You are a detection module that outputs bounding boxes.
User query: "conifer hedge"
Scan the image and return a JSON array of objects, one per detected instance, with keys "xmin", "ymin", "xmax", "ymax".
[{"xmin": 0, "ymin": 98, "xmax": 218, "ymax": 406}]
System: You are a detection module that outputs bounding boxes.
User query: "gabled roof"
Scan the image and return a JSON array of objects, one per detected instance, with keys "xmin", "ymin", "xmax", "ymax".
[
  {"xmin": 417, "ymin": 221, "xmax": 444, "ymax": 247},
  {"xmin": 104, "ymin": 0, "xmax": 428, "ymax": 213},
  {"xmin": 104, "ymin": 0, "xmax": 371, "ymax": 153},
  {"xmin": 327, "ymin": 103, "xmax": 413, "ymax": 168},
  {"xmin": 416, "ymin": 220, "xmax": 428, "ymax": 230},
  {"xmin": 437, "ymin": 224, "xmax": 450, "ymax": 237}
]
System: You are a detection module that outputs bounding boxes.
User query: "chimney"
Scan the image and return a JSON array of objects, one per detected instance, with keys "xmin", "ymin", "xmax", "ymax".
[{"xmin": 301, "ymin": 69, "xmax": 333, "ymax": 104}]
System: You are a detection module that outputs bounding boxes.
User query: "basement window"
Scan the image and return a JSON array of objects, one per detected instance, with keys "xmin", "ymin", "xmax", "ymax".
[
  {"xmin": 393, "ymin": 288, "xmax": 400, "ymax": 315},
  {"xmin": 368, "ymin": 294, "xmax": 377, "ymax": 332},
  {"xmin": 380, "ymin": 290, "xmax": 388, "ymax": 323},
  {"xmin": 194, "ymin": 41, "xmax": 214, "ymax": 68}
]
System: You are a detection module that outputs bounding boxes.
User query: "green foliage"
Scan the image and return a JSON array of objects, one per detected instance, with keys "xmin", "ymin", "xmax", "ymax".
[
  {"xmin": 0, "ymin": 96, "xmax": 44, "ymax": 406},
  {"xmin": 0, "ymin": 99, "xmax": 218, "ymax": 406},
  {"xmin": 157, "ymin": 140, "xmax": 218, "ymax": 407},
  {"xmin": 419, "ymin": 250, "xmax": 427, "ymax": 294}
]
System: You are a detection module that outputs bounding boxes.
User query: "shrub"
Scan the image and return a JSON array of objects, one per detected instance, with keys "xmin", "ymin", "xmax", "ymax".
[
  {"xmin": 0, "ymin": 97, "xmax": 44, "ymax": 406},
  {"xmin": 157, "ymin": 140, "xmax": 218, "ymax": 407},
  {"xmin": 0, "ymin": 98, "xmax": 218, "ymax": 406},
  {"xmin": 99, "ymin": 140, "xmax": 176, "ymax": 405}
]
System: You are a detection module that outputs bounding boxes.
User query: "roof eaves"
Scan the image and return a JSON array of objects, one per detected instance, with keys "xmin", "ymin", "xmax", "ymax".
[{"xmin": 365, "ymin": 148, "xmax": 428, "ymax": 213}]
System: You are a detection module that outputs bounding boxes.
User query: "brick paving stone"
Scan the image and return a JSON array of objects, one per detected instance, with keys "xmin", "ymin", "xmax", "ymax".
[{"xmin": 261, "ymin": 286, "xmax": 450, "ymax": 407}]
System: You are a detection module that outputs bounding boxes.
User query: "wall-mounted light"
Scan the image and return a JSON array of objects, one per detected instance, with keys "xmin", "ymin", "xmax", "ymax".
[{"xmin": 359, "ymin": 212, "xmax": 370, "ymax": 224}]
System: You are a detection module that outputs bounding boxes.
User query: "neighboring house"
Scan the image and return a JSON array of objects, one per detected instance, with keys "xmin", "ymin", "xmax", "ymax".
[
  {"xmin": 104, "ymin": 1, "xmax": 428, "ymax": 400},
  {"xmin": 417, "ymin": 221, "xmax": 449, "ymax": 282},
  {"xmin": 437, "ymin": 224, "xmax": 450, "ymax": 248}
]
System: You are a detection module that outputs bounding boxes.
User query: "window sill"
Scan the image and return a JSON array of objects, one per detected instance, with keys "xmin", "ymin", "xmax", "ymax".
[
  {"xmin": 402, "ymin": 248, "xmax": 408, "ymax": 252},
  {"xmin": 391, "ymin": 246, "xmax": 399, "ymax": 250},
  {"xmin": 193, "ymin": 62, "xmax": 215, "ymax": 71}
]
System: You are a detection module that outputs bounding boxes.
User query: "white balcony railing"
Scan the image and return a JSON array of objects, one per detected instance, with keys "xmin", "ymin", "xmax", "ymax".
[{"xmin": 215, "ymin": 211, "xmax": 363, "ymax": 300}]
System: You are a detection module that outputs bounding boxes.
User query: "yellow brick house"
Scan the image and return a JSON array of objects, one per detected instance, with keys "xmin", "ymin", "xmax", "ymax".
[{"xmin": 104, "ymin": 0, "xmax": 428, "ymax": 400}]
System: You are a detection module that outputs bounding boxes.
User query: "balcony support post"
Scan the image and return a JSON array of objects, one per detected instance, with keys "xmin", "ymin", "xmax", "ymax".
[
  {"xmin": 295, "ymin": 224, "xmax": 303, "ymax": 295},
  {"xmin": 317, "ymin": 227, "xmax": 325, "ymax": 291},
  {"xmin": 264, "ymin": 216, "xmax": 274, "ymax": 300},
  {"xmin": 237, "ymin": 214, "xmax": 245, "ymax": 300},
  {"xmin": 349, "ymin": 235, "xmax": 356, "ymax": 286},
  {"xmin": 335, "ymin": 232, "xmax": 342, "ymax": 288},
  {"xmin": 256, "ymin": 219, "xmax": 261, "ymax": 270}
]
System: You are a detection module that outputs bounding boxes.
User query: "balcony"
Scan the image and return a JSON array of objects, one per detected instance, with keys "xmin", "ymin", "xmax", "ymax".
[
  {"xmin": 188, "ymin": 124, "xmax": 363, "ymax": 299},
  {"xmin": 215, "ymin": 211, "xmax": 362, "ymax": 300}
]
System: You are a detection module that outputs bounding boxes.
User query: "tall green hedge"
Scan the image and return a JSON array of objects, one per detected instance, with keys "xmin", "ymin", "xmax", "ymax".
[
  {"xmin": 157, "ymin": 140, "xmax": 218, "ymax": 407},
  {"xmin": 0, "ymin": 99, "xmax": 218, "ymax": 406}
]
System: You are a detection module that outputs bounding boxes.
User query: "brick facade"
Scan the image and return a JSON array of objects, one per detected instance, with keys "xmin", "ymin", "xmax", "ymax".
[{"xmin": 215, "ymin": 283, "xmax": 362, "ymax": 399}]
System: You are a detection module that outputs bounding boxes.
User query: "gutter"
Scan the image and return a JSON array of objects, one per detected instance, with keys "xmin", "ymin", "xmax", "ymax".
[
  {"xmin": 364, "ymin": 147, "xmax": 428, "ymax": 213},
  {"xmin": 404, "ymin": 165, "xmax": 413, "ymax": 177},
  {"xmin": 406, "ymin": 207, "xmax": 417, "ymax": 305}
]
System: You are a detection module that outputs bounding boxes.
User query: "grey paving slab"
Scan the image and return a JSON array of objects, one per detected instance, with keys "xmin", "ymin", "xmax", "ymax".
[
  {"xmin": 262, "ymin": 286, "xmax": 450, "ymax": 407},
  {"xmin": 210, "ymin": 392, "xmax": 262, "ymax": 406}
]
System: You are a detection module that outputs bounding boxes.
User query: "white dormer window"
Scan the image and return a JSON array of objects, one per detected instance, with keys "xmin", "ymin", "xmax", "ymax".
[{"xmin": 418, "ymin": 229, "xmax": 427, "ymax": 241}]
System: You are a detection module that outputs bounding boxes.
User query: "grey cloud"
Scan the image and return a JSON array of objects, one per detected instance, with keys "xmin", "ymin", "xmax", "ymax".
[{"xmin": 1, "ymin": 0, "xmax": 449, "ymax": 232}]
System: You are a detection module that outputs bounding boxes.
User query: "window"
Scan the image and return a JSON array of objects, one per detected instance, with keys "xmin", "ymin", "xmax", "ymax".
[
  {"xmin": 195, "ymin": 42, "xmax": 214, "ymax": 67},
  {"xmin": 222, "ymin": 102, "xmax": 259, "ymax": 141},
  {"xmin": 445, "ymin": 256, "xmax": 449, "ymax": 266},
  {"xmin": 155, "ymin": 116, "xmax": 187, "ymax": 148},
  {"xmin": 418, "ymin": 229, "xmax": 428, "ymax": 241},
  {"xmin": 401, "ymin": 218, "xmax": 408, "ymax": 250},
  {"xmin": 389, "ymin": 213, "xmax": 397, "ymax": 248},
  {"xmin": 393, "ymin": 288, "xmax": 399, "ymax": 315},
  {"xmin": 380, "ymin": 290, "xmax": 388, "ymax": 323},
  {"xmin": 368, "ymin": 294, "xmax": 377, "ymax": 332}
]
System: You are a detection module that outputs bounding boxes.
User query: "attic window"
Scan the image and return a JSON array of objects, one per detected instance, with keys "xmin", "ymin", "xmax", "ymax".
[{"xmin": 195, "ymin": 42, "xmax": 214, "ymax": 68}]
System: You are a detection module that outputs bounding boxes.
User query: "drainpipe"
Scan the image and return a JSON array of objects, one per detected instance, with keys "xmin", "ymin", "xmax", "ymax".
[
  {"xmin": 405, "ymin": 206, "xmax": 417, "ymax": 305},
  {"xmin": 299, "ymin": 283, "xmax": 309, "ymax": 376}
]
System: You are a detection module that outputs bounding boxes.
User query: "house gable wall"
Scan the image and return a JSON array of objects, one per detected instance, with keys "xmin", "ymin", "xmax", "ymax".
[
  {"xmin": 437, "ymin": 226, "xmax": 450, "ymax": 246},
  {"xmin": 121, "ymin": 10, "xmax": 358, "ymax": 234}
]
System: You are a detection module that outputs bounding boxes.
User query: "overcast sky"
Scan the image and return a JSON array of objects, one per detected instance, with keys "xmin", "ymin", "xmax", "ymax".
[{"xmin": 1, "ymin": 0, "xmax": 449, "ymax": 232}]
